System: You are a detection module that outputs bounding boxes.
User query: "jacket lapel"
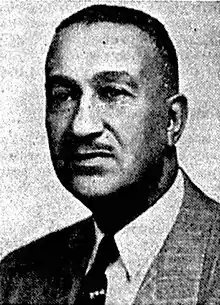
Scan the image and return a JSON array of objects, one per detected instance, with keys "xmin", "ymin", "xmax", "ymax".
[
  {"xmin": 133, "ymin": 171, "xmax": 215, "ymax": 305},
  {"xmin": 52, "ymin": 217, "xmax": 96, "ymax": 304}
]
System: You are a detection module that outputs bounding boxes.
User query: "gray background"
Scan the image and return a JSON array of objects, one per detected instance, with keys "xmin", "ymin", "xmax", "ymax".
[{"xmin": 1, "ymin": 0, "xmax": 220, "ymax": 260}]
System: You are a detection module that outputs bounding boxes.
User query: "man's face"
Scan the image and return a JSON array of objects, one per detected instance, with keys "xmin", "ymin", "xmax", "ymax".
[{"xmin": 45, "ymin": 22, "xmax": 169, "ymax": 200}]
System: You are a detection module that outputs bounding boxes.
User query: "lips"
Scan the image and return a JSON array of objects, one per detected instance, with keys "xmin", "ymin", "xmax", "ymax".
[{"xmin": 72, "ymin": 150, "xmax": 114, "ymax": 161}]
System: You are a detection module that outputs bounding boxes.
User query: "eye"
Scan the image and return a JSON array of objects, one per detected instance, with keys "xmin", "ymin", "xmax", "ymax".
[
  {"xmin": 51, "ymin": 87, "xmax": 72, "ymax": 102},
  {"xmin": 97, "ymin": 86, "xmax": 132, "ymax": 102},
  {"xmin": 47, "ymin": 85, "xmax": 82, "ymax": 112}
]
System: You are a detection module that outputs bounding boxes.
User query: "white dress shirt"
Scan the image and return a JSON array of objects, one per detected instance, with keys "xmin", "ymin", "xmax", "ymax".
[{"xmin": 86, "ymin": 169, "xmax": 184, "ymax": 305}]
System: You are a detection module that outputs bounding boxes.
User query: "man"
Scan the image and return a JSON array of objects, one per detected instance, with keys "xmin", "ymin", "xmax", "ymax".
[{"xmin": 0, "ymin": 4, "xmax": 220, "ymax": 304}]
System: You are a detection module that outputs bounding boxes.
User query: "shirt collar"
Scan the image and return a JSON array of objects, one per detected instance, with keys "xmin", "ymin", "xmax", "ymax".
[
  {"xmin": 92, "ymin": 168, "xmax": 184, "ymax": 279},
  {"xmin": 114, "ymin": 168, "xmax": 184, "ymax": 278}
]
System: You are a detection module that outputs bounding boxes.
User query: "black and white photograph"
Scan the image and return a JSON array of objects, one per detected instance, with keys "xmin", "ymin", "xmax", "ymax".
[{"xmin": 1, "ymin": 1, "xmax": 220, "ymax": 304}]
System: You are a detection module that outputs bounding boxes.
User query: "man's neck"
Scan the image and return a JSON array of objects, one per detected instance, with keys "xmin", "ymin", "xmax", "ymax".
[{"xmin": 86, "ymin": 149, "xmax": 178, "ymax": 235}]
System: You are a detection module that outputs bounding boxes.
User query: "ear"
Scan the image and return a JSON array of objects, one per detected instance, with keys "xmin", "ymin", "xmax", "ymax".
[{"xmin": 166, "ymin": 94, "xmax": 188, "ymax": 146}]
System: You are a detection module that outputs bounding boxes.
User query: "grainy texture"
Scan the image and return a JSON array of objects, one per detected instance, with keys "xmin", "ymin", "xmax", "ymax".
[
  {"xmin": 1, "ymin": 171, "xmax": 220, "ymax": 304},
  {"xmin": 1, "ymin": 1, "xmax": 220, "ymax": 259}
]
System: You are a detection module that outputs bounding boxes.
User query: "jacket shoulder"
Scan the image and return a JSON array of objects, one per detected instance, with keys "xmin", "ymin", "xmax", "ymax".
[
  {"xmin": 181, "ymin": 168, "xmax": 220, "ymax": 219},
  {"xmin": 0, "ymin": 217, "xmax": 94, "ymax": 280},
  {"xmin": 0, "ymin": 217, "xmax": 94, "ymax": 303}
]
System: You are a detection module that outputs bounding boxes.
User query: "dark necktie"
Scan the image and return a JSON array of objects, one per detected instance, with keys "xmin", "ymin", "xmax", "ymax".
[{"xmin": 76, "ymin": 235, "xmax": 119, "ymax": 305}]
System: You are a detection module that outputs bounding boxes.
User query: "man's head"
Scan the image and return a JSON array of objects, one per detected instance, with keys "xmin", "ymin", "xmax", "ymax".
[{"xmin": 45, "ymin": 5, "xmax": 187, "ymax": 205}]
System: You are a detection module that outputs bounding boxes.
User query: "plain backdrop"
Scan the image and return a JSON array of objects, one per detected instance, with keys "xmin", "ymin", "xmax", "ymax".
[{"xmin": 1, "ymin": 0, "xmax": 220, "ymax": 260}]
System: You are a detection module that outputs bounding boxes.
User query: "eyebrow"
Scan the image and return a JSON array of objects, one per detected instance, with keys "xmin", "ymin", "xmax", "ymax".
[
  {"xmin": 45, "ymin": 71, "xmax": 139, "ymax": 91},
  {"xmin": 45, "ymin": 75, "xmax": 78, "ymax": 88},
  {"xmin": 92, "ymin": 71, "xmax": 139, "ymax": 90}
]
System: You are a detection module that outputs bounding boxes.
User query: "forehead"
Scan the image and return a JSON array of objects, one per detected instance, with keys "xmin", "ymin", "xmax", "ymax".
[{"xmin": 46, "ymin": 22, "xmax": 158, "ymax": 80}]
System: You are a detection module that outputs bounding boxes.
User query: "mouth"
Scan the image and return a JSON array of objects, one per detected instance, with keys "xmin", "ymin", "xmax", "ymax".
[
  {"xmin": 72, "ymin": 151, "xmax": 114, "ymax": 161},
  {"xmin": 68, "ymin": 151, "xmax": 115, "ymax": 176}
]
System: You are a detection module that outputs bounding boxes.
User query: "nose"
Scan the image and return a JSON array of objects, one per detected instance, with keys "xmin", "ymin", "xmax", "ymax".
[{"xmin": 71, "ymin": 88, "xmax": 104, "ymax": 138}]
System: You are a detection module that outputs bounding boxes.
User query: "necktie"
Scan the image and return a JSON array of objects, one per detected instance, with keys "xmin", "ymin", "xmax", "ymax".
[{"xmin": 76, "ymin": 235, "xmax": 119, "ymax": 304}]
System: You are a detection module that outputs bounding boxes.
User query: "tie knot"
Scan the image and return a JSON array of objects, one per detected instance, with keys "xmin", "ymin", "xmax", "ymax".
[
  {"xmin": 98, "ymin": 235, "xmax": 119, "ymax": 263},
  {"xmin": 89, "ymin": 235, "xmax": 119, "ymax": 276}
]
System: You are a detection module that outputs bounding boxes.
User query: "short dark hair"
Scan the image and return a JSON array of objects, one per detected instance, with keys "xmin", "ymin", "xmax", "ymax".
[{"xmin": 48, "ymin": 4, "xmax": 179, "ymax": 94}]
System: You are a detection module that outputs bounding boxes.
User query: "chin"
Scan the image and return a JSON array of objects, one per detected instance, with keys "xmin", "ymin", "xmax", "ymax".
[{"xmin": 62, "ymin": 174, "xmax": 128, "ymax": 201}]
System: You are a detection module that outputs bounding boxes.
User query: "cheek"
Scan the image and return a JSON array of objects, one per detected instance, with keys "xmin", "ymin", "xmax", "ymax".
[
  {"xmin": 46, "ymin": 113, "xmax": 70, "ymax": 151},
  {"xmin": 116, "ymin": 106, "xmax": 152, "ymax": 142},
  {"xmin": 120, "ymin": 107, "xmax": 167, "ymax": 157}
]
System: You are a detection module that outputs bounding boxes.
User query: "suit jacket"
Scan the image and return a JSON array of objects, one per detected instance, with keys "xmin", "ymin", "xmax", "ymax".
[{"xmin": 1, "ymin": 170, "xmax": 220, "ymax": 304}]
